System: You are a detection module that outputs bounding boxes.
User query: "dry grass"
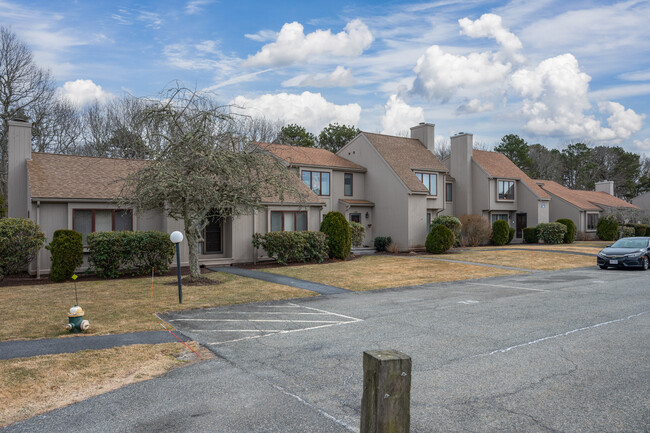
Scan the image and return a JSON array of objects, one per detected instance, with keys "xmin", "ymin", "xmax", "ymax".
[
  {"xmin": 263, "ymin": 255, "xmax": 523, "ymax": 291},
  {"xmin": 481, "ymin": 241, "xmax": 607, "ymax": 255},
  {"xmin": 440, "ymin": 249, "xmax": 595, "ymax": 271},
  {"xmin": 0, "ymin": 272, "xmax": 315, "ymax": 341},
  {"xmin": 0, "ymin": 342, "xmax": 210, "ymax": 428}
]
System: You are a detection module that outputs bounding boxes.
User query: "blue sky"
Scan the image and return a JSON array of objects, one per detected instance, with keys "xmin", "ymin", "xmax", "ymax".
[{"xmin": 3, "ymin": 0, "xmax": 650, "ymax": 153}]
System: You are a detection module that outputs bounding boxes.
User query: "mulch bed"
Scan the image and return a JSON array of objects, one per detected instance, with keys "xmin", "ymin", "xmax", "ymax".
[
  {"xmin": 0, "ymin": 267, "xmax": 215, "ymax": 287},
  {"xmin": 235, "ymin": 253, "xmax": 361, "ymax": 270}
]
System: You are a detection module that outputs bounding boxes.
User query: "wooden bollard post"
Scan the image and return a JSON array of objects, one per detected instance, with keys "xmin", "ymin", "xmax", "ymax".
[{"xmin": 360, "ymin": 350, "xmax": 412, "ymax": 433}]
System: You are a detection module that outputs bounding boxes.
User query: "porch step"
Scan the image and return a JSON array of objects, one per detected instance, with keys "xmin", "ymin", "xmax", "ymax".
[{"xmin": 352, "ymin": 247, "xmax": 377, "ymax": 255}]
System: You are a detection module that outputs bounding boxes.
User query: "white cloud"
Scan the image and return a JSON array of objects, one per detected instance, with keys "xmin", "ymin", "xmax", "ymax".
[
  {"xmin": 633, "ymin": 138, "xmax": 650, "ymax": 151},
  {"xmin": 185, "ymin": 0, "xmax": 213, "ymax": 14},
  {"xmin": 511, "ymin": 54, "xmax": 643, "ymax": 141},
  {"xmin": 456, "ymin": 98, "xmax": 494, "ymax": 114},
  {"xmin": 619, "ymin": 69, "xmax": 650, "ymax": 82},
  {"xmin": 244, "ymin": 30, "xmax": 278, "ymax": 43},
  {"xmin": 59, "ymin": 79, "xmax": 113, "ymax": 107},
  {"xmin": 459, "ymin": 13, "xmax": 524, "ymax": 62},
  {"xmin": 230, "ymin": 91, "xmax": 361, "ymax": 133},
  {"xmin": 163, "ymin": 42, "xmax": 240, "ymax": 79},
  {"xmin": 243, "ymin": 19, "xmax": 374, "ymax": 67},
  {"xmin": 410, "ymin": 45, "xmax": 511, "ymax": 100},
  {"xmin": 380, "ymin": 95, "xmax": 424, "ymax": 135},
  {"xmin": 282, "ymin": 66, "xmax": 354, "ymax": 88}
]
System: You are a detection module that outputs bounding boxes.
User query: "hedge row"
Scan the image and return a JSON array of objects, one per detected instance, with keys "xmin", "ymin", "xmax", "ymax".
[
  {"xmin": 536, "ymin": 222, "xmax": 567, "ymax": 244},
  {"xmin": 252, "ymin": 231, "xmax": 328, "ymax": 265},
  {"xmin": 87, "ymin": 231, "xmax": 175, "ymax": 278},
  {"xmin": 0, "ymin": 218, "xmax": 46, "ymax": 280}
]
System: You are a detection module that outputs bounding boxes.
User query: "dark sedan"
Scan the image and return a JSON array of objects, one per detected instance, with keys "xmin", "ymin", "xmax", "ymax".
[{"xmin": 597, "ymin": 237, "xmax": 650, "ymax": 270}]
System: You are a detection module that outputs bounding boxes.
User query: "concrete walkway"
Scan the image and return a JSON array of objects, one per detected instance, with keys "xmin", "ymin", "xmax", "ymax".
[
  {"xmin": 209, "ymin": 267, "xmax": 350, "ymax": 295},
  {"xmin": 0, "ymin": 331, "xmax": 189, "ymax": 360},
  {"xmin": 479, "ymin": 247, "xmax": 597, "ymax": 257}
]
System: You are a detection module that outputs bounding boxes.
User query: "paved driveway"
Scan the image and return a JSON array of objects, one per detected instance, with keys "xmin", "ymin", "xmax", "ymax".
[{"xmin": 5, "ymin": 266, "xmax": 649, "ymax": 432}]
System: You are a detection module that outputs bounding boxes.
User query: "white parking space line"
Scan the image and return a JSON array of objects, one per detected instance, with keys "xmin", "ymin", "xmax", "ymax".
[
  {"xmin": 467, "ymin": 282, "xmax": 548, "ymax": 292},
  {"xmin": 169, "ymin": 302, "xmax": 363, "ymax": 346},
  {"xmin": 458, "ymin": 300, "xmax": 479, "ymax": 305}
]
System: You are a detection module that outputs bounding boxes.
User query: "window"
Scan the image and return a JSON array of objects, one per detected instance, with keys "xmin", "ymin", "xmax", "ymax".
[
  {"xmin": 271, "ymin": 211, "xmax": 308, "ymax": 232},
  {"xmin": 73, "ymin": 209, "xmax": 133, "ymax": 244},
  {"xmin": 302, "ymin": 170, "xmax": 330, "ymax": 196},
  {"xmin": 415, "ymin": 172, "xmax": 437, "ymax": 196},
  {"xmin": 491, "ymin": 213, "xmax": 509, "ymax": 225},
  {"xmin": 587, "ymin": 213, "xmax": 599, "ymax": 232},
  {"xmin": 344, "ymin": 173, "xmax": 353, "ymax": 196},
  {"xmin": 203, "ymin": 214, "xmax": 223, "ymax": 254},
  {"xmin": 350, "ymin": 213, "xmax": 361, "ymax": 223},
  {"xmin": 498, "ymin": 180, "xmax": 515, "ymax": 200},
  {"xmin": 445, "ymin": 183, "xmax": 452, "ymax": 202}
]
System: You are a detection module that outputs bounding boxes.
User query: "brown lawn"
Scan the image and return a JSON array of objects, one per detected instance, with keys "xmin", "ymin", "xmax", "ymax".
[
  {"xmin": 262, "ymin": 255, "xmax": 523, "ymax": 291},
  {"xmin": 0, "ymin": 272, "xmax": 315, "ymax": 341},
  {"xmin": 0, "ymin": 343, "xmax": 210, "ymax": 428},
  {"xmin": 439, "ymin": 249, "xmax": 595, "ymax": 271}
]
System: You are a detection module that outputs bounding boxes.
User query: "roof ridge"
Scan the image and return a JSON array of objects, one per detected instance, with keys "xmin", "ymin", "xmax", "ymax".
[{"xmin": 32, "ymin": 152, "xmax": 147, "ymax": 162}]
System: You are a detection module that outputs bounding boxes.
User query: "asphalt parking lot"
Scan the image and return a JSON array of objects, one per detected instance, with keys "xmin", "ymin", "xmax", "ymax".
[{"xmin": 5, "ymin": 266, "xmax": 649, "ymax": 432}]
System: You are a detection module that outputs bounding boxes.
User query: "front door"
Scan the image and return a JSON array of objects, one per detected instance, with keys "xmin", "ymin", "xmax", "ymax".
[
  {"xmin": 516, "ymin": 213, "xmax": 527, "ymax": 238},
  {"xmin": 204, "ymin": 215, "xmax": 223, "ymax": 253}
]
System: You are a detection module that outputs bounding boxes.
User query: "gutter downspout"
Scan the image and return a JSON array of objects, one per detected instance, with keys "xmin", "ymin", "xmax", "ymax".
[{"xmin": 36, "ymin": 200, "xmax": 41, "ymax": 279}]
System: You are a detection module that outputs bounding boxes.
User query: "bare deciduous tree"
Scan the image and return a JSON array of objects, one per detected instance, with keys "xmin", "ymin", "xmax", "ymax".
[{"xmin": 0, "ymin": 25, "xmax": 56, "ymax": 198}]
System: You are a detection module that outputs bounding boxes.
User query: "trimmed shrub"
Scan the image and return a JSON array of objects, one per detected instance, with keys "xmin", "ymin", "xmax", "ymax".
[
  {"xmin": 430, "ymin": 215, "xmax": 462, "ymax": 239},
  {"xmin": 426, "ymin": 225, "xmax": 455, "ymax": 254},
  {"xmin": 523, "ymin": 227, "xmax": 538, "ymax": 244},
  {"xmin": 491, "ymin": 220, "xmax": 510, "ymax": 246},
  {"xmin": 47, "ymin": 230, "xmax": 83, "ymax": 282},
  {"xmin": 597, "ymin": 215, "xmax": 618, "ymax": 241},
  {"xmin": 252, "ymin": 231, "xmax": 328, "ymax": 265},
  {"xmin": 458, "ymin": 214, "xmax": 491, "ymax": 247},
  {"xmin": 130, "ymin": 231, "xmax": 175, "ymax": 274},
  {"xmin": 536, "ymin": 222, "xmax": 567, "ymax": 244},
  {"xmin": 617, "ymin": 226, "xmax": 635, "ymax": 240},
  {"xmin": 349, "ymin": 222, "xmax": 366, "ymax": 247},
  {"xmin": 87, "ymin": 231, "xmax": 175, "ymax": 278},
  {"xmin": 556, "ymin": 219, "xmax": 576, "ymax": 244},
  {"xmin": 635, "ymin": 224, "xmax": 647, "ymax": 237},
  {"xmin": 508, "ymin": 227, "xmax": 516, "ymax": 244},
  {"xmin": 374, "ymin": 236, "xmax": 392, "ymax": 252},
  {"xmin": 320, "ymin": 212, "xmax": 351, "ymax": 260},
  {"xmin": 0, "ymin": 218, "xmax": 46, "ymax": 280}
]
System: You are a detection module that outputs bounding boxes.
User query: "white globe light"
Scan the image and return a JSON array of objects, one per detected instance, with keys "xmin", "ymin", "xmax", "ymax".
[{"xmin": 170, "ymin": 231, "xmax": 184, "ymax": 244}]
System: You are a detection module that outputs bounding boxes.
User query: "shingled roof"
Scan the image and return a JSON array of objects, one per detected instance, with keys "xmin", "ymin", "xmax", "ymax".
[
  {"xmin": 536, "ymin": 179, "xmax": 638, "ymax": 211},
  {"xmin": 361, "ymin": 132, "xmax": 448, "ymax": 193},
  {"xmin": 472, "ymin": 150, "xmax": 550, "ymax": 200},
  {"xmin": 258, "ymin": 142, "xmax": 365, "ymax": 171},
  {"xmin": 26, "ymin": 152, "xmax": 323, "ymax": 205}
]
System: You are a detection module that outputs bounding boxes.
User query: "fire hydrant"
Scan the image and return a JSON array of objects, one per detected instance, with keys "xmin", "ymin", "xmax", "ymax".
[{"xmin": 65, "ymin": 305, "xmax": 90, "ymax": 333}]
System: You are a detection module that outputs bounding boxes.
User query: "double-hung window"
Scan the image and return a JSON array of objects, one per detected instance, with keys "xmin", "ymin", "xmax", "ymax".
[
  {"xmin": 301, "ymin": 170, "xmax": 330, "ymax": 196},
  {"xmin": 271, "ymin": 211, "xmax": 308, "ymax": 232},
  {"xmin": 498, "ymin": 180, "xmax": 515, "ymax": 200},
  {"xmin": 491, "ymin": 213, "xmax": 509, "ymax": 225},
  {"xmin": 586, "ymin": 213, "xmax": 599, "ymax": 232},
  {"xmin": 415, "ymin": 172, "xmax": 437, "ymax": 196},
  {"xmin": 73, "ymin": 209, "xmax": 133, "ymax": 244},
  {"xmin": 445, "ymin": 183, "xmax": 452, "ymax": 202}
]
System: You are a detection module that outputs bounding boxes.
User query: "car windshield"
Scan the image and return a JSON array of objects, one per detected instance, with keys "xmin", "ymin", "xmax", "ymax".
[{"xmin": 611, "ymin": 239, "xmax": 648, "ymax": 249}]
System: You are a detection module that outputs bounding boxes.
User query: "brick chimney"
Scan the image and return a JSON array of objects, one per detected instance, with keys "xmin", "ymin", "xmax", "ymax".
[
  {"xmin": 410, "ymin": 122, "xmax": 435, "ymax": 153},
  {"xmin": 7, "ymin": 119, "xmax": 32, "ymax": 218},
  {"xmin": 595, "ymin": 180, "xmax": 615, "ymax": 196},
  {"xmin": 450, "ymin": 132, "xmax": 473, "ymax": 216}
]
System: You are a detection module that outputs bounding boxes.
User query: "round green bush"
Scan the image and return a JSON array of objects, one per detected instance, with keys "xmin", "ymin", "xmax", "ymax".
[
  {"xmin": 430, "ymin": 215, "xmax": 461, "ymax": 239},
  {"xmin": 597, "ymin": 216, "xmax": 618, "ymax": 241},
  {"xmin": 556, "ymin": 219, "xmax": 576, "ymax": 244},
  {"xmin": 508, "ymin": 227, "xmax": 515, "ymax": 244},
  {"xmin": 373, "ymin": 236, "xmax": 392, "ymax": 252},
  {"xmin": 635, "ymin": 224, "xmax": 647, "ymax": 237},
  {"xmin": 0, "ymin": 218, "xmax": 46, "ymax": 280},
  {"xmin": 47, "ymin": 230, "xmax": 83, "ymax": 282},
  {"xmin": 320, "ymin": 211, "xmax": 351, "ymax": 260},
  {"xmin": 425, "ymin": 225, "xmax": 455, "ymax": 254},
  {"xmin": 523, "ymin": 227, "xmax": 538, "ymax": 243},
  {"xmin": 491, "ymin": 220, "xmax": 510, "ymax": 246}
]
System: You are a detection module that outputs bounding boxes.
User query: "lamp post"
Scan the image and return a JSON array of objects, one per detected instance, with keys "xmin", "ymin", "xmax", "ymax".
[{"xmin": 170, "ymin": 231, "xmax": 184, "ymax": 304}]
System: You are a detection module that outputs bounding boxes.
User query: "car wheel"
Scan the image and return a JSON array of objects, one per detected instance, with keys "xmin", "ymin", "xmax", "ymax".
[
  {"xmin": 599, "ymin": 265, "xmax": 607, "ymax": 270},
  {"xmin": 643, "ymin": 256, "xmax": 649, "ymax": 271}
]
